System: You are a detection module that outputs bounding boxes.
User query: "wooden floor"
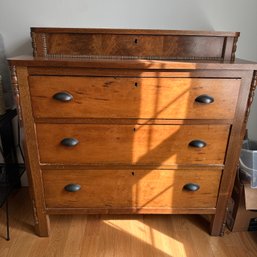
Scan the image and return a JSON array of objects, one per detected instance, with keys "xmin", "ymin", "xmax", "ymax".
[{"xmin": 0, "ymin": 188, "xmax": 256, "ymax": 257}]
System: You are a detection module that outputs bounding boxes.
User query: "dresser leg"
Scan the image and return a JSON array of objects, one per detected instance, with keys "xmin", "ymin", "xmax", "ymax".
[
  {"xmin": 34, "ymin": 213, "xmax": 50, "ymax": 237},
  {"xmin": 209, "ymin": 211, "xmax": 227, "ymax": 236},
  {"xmin": 31, "ymin": 198, "xmax": 50, "ymax": 237}
]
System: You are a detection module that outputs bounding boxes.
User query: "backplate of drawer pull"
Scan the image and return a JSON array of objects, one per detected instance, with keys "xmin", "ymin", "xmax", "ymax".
[
  {"xmin": 183, "ymin": 183, "xmax": 200, "ymax": 192},
  {"xmin": 188, "ymin": 140, "xmax": 207, "ymax": 148},
  {"xmin": 195, "ymin": 94, "xmax": 214, "ymax": 104},
  {"xmin": 60, "ymin": 138, "xmax": 79, "ymax": 147},
  {"xmin": 53, "ymin": 92, "xmax": 73, "ymax": 102},
  {"xmin": 64, "ymin": 183, "xmax": 81, "ymax": 192}
]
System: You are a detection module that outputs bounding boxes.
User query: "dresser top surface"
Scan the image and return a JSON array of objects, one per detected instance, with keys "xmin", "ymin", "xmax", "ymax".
[
  {"xmin": 31, "ymin": 27, "xmax": 240, "ymax": 37},
  {"xmin": 8, "ymin": 56, "xmax": 257, "ymax": 70}
]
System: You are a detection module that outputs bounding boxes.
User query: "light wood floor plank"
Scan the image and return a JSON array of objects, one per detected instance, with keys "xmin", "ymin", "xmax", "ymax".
[{"xmin": 0, "ymin": 188, "xmax": 256, "ymax": 257}]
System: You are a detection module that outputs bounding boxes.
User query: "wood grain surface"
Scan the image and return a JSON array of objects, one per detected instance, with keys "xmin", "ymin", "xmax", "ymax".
[
  {"xmin": 42, "ymin": 169, "xmax": 221, "ymax": 209},
  {"xmin": 36, "ymin": 124, "xmax": 230, "ymax": 165},
  {"xmin": 30, "ymin": 28, "xmax": 240, "ymax": 61},
  {"xmin": 29, "ymin": 76, "xmax": 240, "ymax": 120}
]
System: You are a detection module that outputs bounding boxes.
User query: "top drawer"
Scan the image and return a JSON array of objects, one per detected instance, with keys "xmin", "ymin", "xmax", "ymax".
[
  {"xmin": 31, "ymin": 28, "xmax": 239, "ymax": 60},
  {"xmin": 33, "ymin": 34, "xmax": 225, "ymax": 59},
  {"xmin": 29, "ymin": 76, "xmax": 240, "ymax": 120}
]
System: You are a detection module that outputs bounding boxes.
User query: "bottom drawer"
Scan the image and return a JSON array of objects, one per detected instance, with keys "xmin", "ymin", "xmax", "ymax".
[{"xmin": 42, "ymin": 169, "xmax": 221, "ymax": 210}]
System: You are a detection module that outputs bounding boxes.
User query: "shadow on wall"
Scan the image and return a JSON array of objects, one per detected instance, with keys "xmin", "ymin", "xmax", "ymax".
[{"xmin": 0, "ymin": 34, "xmax": 13, "ymax": 109}]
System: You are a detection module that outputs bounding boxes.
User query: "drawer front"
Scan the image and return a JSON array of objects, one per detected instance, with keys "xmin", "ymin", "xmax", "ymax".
[
  {"xmin": 36, "ymin": 124, "xmax": 230, "ymax": 165},
  {"xmin": 40, "ymin": 33, "xmax": 225, "ymax": 59},
  {"xmin": 42, "ymin": 169, "xmax": 222, "ymax": 209},
  {"xmin": 30, "ymin": 76, "xmax": 240, "ymax": 120}
]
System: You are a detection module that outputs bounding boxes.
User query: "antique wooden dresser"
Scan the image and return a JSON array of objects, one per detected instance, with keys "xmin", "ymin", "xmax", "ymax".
[{"xmin": 9, "ymin": 28, "xmax": 257, "ymax": 236}]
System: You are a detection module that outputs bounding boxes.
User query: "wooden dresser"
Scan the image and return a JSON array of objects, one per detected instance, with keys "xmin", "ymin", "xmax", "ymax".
[{"xmin": 9, "ymin": 28, "xmax": 257, "ymax": 236}]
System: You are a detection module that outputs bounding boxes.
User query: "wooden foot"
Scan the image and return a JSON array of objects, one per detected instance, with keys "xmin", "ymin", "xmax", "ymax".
[
  {"xmin": 34, "ymin": 213, "xmax": 50, "ymax": 237},
  {"xmin": 209, "ymin": 213, "xmax": 226, "ymax": 236}
]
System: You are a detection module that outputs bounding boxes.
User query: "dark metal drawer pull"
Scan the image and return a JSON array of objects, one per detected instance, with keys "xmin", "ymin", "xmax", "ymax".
[
  {"xmin": 61, "ymin": 138, "xmax": 79, "ymax": 147},
  {"xmin": 183, "ymin": 183, "xmax": 200, "ymax": 192},
  {"xmin": 195, "ymin": 94, "xmax": 214, "ymax": 104},
  {"xmin": 53, "ymin": 92, "xmax": 73, "ymax": 102},
  {"xmin": 64, "ymin": 184, "xmax": 81, "ymax": 192},
  {"xmin": 189, "ymin": 140, "xmax": 206, "ymax": 148}
]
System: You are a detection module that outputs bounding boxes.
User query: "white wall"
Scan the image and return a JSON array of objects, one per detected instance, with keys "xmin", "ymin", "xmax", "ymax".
[{"xmin": 0, "ymin": 0, "xmax": 257, "ymax": 138}]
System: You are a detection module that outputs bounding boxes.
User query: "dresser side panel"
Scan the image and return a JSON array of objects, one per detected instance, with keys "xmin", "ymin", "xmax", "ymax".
[
  {"xmin": 15, "ymin": 66, "xmax": 50, "ymax": 236},
  {"xmin": 210, "ymin": 70, "xmax": 254, "ymax": 235}
]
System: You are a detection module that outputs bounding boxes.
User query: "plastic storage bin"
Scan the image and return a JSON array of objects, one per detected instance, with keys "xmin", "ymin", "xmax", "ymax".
[{"xmin": 239, "ymin": 140, "xmax": 257, "ymax": 188}]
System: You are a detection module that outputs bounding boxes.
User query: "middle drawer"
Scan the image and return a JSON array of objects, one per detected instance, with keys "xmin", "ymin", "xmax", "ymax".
[{"xmin": 36, "ymin": 124, "xmax": 230, "ymax": 165}]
